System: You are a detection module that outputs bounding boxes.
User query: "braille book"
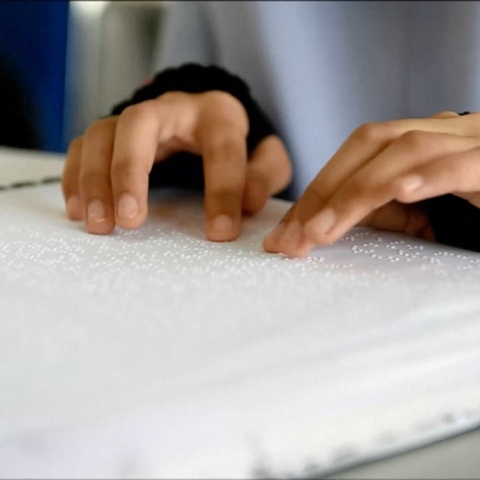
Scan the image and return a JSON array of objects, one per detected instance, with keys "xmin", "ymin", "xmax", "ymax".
[{"xmin": 1, "ymin": 147, "xmax": 480, "ymax": 478}]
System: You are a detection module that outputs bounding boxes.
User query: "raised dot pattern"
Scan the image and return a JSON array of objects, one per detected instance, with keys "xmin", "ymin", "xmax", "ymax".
[{"xmin": 2, "ymin": 185, "xmax": 480, "ymax": 478}]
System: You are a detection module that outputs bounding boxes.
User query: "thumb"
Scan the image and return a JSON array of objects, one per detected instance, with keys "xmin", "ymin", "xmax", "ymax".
[{"xmin": 242, "ymin": 135, "xmax": 292, "ymax": 214}]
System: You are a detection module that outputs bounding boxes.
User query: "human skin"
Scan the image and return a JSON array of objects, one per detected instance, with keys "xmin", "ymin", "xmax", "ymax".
[
  {"xmin": 263, "ymin": 111, "xmax": 480, "ymax": 257},
  {"xmin": 62, "ymin": 96, "xmax": 480, "ymax": 258},
  {"xmin": 61, "ymin": 91, "xmax": 292, "ymax": 242}
]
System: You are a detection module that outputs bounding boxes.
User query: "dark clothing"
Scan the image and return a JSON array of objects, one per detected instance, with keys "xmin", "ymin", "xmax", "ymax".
[{"xmin": 111, "ymin": 63, "xmax": 292, "ymax": 198}]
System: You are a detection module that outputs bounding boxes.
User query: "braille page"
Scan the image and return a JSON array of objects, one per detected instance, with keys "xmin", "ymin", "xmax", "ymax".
[{"xmin": 1, "ymin": 181, "xmax": 480, "ymax": 478}]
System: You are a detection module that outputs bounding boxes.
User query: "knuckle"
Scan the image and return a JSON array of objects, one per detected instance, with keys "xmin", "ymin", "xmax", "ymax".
[
  {"xmin": 120, "ymin": 102, "xmax": 156, "ymax": 123},
  {"xmin": 84, "ymin": 118, "xmax": 113, "ymax": 140},
  {"xmin": 397, "ymin": 130, "xmax": 432, "ymax": 153},
  {"xmin": 157, "ymin": 91, "xmax": 187, "ymax": 104},
  {"xmin": 392, "ymin": 178, "xmax": 414, "ymax": 203},
  {"xmin": 351, "ymin": 122, "xmax": 391, "ymax": 144},
  {"xmin": 204, "ymin": 90, "xmax": 240, "ymax": 109},
  {"xmin": 202, "ymin": 92, "xmax": 248, "ymax": 131},
  {"xmin": 67, "ymin": 136, "xmax": 83, "ymax": 156}
]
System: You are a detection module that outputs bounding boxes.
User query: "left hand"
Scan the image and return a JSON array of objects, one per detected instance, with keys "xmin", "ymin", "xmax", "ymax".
[
  {"xmin": 263, "ymin": 111, "xmax": 480, "ymax": 257},
  {"xmin": 61, "ymin": 91, "xmax": 291, "ymax": 242}
]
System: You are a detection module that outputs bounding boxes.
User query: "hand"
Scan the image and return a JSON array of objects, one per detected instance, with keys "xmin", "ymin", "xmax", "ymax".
[
  {"xmin": 263, "ymin": 111, "xmax": 480, "ymax": 257},
  {"xmin": 62, "ymin": 91, "xmax": 292, "ymax": 241}
]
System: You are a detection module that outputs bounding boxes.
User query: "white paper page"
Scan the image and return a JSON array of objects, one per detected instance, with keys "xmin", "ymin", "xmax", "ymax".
[
  {"xmin": 0, "ymin": 146, "xmax": 64, "ymax": 187},
  {"xmin": 1, "ymin": 154, "xmax": 480, "ymax": 478}
]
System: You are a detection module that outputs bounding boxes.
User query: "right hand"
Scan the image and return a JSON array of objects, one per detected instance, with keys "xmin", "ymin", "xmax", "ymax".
[{"xmin": 263, "ymin": 111, "xmax": 480, "ymax": 257}]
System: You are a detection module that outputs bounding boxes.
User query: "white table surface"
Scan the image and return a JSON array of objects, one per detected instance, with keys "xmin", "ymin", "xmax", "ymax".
[{"xmin": 1, "ymin": 147, "xmax": 480, "ymax": 478}]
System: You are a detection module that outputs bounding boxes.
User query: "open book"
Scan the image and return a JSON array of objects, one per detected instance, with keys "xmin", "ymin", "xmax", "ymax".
[{"xmin": 1, "ymin": 147, "xmax": 480, "ymax": 478}]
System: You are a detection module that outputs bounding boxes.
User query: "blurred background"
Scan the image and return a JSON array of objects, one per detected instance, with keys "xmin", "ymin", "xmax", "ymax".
[{"xmin": 0, "ymin": 0, "xmax": 166, "ymax": 153}]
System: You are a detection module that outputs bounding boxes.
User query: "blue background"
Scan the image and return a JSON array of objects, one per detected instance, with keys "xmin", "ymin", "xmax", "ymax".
[{"xmin": 0, "ymin": 0, "xmax": 69, "ymax": 152}]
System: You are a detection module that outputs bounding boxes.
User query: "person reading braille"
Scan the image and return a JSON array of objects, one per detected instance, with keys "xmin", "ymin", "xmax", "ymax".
[{"xmin": 61, "ymin": 2, "xmax": 480, "ymax": 257}]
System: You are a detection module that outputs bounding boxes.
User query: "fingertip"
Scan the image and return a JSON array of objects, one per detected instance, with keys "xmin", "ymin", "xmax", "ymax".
[
  {"xmin": 262, "ymin": 222, "xmax": 286, "ymax": 252},
  {"xmin": 84, "ymin": 199, "xmax": 115, "ymax": 234},
  {"xmin": 65, "ymin": 195, "xmax": 83, "ymax": 221},
  {"xmin": 115, "ymin": 192, "xmax": 146, "ymax": 229},
  {"xmin": 85, "ymin": 222, "xmax": 116, "ymax": 235},
  {"xmin": 203, "ymin": 190, "xmax": 243, "ymax": 242},
  {"xmin": 262, "ymin": 221, "xmax": 314, "ymax": 257},
  {"xmin": 206, "ymin": 214, "xmax": 239, "ymax": 242},
  {"xmin": 262, "ymin": 236, "xmax": 313, "ymax": 258}
]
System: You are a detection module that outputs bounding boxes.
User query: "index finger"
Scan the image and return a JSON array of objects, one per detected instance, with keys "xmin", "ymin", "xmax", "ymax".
[{"xmin": 282, "ymin": 116, "xmax": 470, "ymax": 226}]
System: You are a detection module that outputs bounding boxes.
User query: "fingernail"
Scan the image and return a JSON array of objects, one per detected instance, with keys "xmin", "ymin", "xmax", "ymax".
[
  {"xmin": 66, "ymin": 195, "xmax": 80, "ymax": 219},
  {"xmin": 87, "ymin": 199, "xmax": 106, "ymax": 223},
  {"xmin": 212, "ymin": 214, "xmax": 233, "ymax": 234},
  {"xmin": 305, "ymin": 208, "xmax": 336, "ymax": 240},
  {"xmin": 117, "ymin": 193, "xmax": 139, "ymax": 220}
]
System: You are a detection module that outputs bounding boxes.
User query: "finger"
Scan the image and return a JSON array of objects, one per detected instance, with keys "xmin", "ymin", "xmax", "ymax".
[
  {"xmin": 62, "ymin": 136, "xmax": 84, "ymax": 220},
  {"xmin": 263, "ymin": 122, "xmax": 404, "ymax": 256},
  {"xmin": 304, "ymin": 133, "xmax": 480, "ymax": 247},
  {"xmin": 284, "ymin": 123, "xmax": 397, "ymax": 222},
  {"xmin": 265, "ymin": 130, "xmax": 479, "ymax": 256},
  {"xmin": 277, "ymin": 115, "xmax": 477, "ymax": 229},
  {"xmin": 396, "ymin": 145, "xmax": 480, "ymax": 208},
  {"xmin": 242, "ymin": 135, "xmax": 292, "ymax": 215},
  {"xmin": 360, "ymin": 202, "xmax": 435, "ymax": 242},
  {"xmin": 110, "ymin": 102, "xmax": 162, "ymax": 230},
  {"xmin": 79, "ymin": 117, "xmax": 117, "ymax": 234},
  {"xmin": 263, "ymin": 217, "xmax": 317, "ymax": 257},
  {"xmin": 201, "ymin": 126, "xmax": 248, "ymax": 241},
  {"xmin": 264, "ymin": 115, "xmax": 480, "ymax": 256}
]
